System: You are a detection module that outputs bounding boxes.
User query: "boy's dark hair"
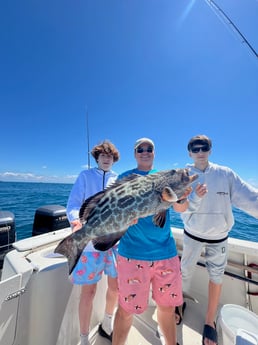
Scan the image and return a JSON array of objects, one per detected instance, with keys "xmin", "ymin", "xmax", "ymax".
[{"xmin": 187, "ymin": 134, "xmax": 212, "ymax": 151}]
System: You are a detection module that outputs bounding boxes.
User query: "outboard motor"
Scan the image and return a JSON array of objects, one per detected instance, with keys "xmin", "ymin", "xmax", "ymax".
[
  {"xmin": 0, "ymin": 210, "xmax": 16, "ymax": 269},
  {"xmin": 32, "ymin": 205, "xmax": 70, "ymax": 236}
]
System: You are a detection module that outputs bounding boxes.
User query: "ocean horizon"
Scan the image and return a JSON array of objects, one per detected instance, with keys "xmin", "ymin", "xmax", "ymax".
[{"xmin": 0, "ymin": 181, "xmax": 258, "ymax": 242}]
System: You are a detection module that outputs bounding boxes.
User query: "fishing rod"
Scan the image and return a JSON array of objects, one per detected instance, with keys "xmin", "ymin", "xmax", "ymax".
[
  {"xmin": 86, "ymin": 108, "xmax": 91, "ymax": 169},
  {"xmin": 204, "ymin": 0, "xmax": 258, "ymax": 60}
]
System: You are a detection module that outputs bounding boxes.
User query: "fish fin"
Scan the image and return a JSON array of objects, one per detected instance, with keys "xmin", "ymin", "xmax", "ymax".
[
  {"xmin": 79, "ymin": 190, "xmax": 106, "ymax": 221},
  {"xmin": 54, "ymin": 231, "xmax": 89, "ymax": 275},
  {"xmin": 92, "ymin": 231, "xmax": 126, "ymax": 251},
  {"xmin": 161, "ymin": 187, "xmax": 178, "ymax": 202},
  {"xmin": 153, "ymin": 210, "xmax": 167, "ymax": 228},
  {"xmin": 116, "ymin": 173, "xmax": 141, "ymax": 183},
  {"xmin": 79, "ymin": 174, "xmax": 141, "ymax": 222}
]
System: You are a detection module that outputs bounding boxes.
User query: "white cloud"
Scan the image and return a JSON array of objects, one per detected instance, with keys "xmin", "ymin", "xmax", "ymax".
[{"xmin": 0, "ymin": 171, "xmax": 76, "ymax": 184}]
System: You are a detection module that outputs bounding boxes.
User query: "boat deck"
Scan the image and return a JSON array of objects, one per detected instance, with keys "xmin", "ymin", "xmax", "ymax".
[
  {"xmin": 2, "ymin": 228, "xmax": 258, "ymax": 345},
  {"xmin": 88, "ymin": 292, "xmax": 223, "ymax": 345}
]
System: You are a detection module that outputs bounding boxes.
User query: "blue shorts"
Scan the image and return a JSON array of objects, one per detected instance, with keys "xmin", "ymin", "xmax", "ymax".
[{"xmin": 70, "ymin": 247, "xmax": 118, "ymax": 285}]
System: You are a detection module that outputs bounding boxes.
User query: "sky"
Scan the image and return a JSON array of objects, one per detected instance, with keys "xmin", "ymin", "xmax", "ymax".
[{"xmin": 1, "ymin": 0, "xmax": 258, "ymax": 186}]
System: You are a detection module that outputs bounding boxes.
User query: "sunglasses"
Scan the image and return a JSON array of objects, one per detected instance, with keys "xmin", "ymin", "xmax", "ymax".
[
  {"xmin": 191, "ymin": 145, "xmax": 210, "ymax": 153},
  {"xmin": 136, "ymin": 147, "xmax": 153, "ymax": 153}
]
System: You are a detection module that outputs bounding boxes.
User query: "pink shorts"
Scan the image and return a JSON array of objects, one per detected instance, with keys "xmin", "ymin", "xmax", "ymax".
[{"xmin": 117, "ymin": 254, "xmax": 183, "ymax": 314}]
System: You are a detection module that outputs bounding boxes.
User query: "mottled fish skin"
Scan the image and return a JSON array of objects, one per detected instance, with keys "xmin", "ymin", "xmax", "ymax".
[{"xmin": 54, "ymin": 169, "xmax": 198, "ymax": 274}]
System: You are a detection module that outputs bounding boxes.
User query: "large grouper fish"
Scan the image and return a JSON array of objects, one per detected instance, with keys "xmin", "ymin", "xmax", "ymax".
[{"xmin": 54, "ymin": 168, "xmax": 198, "ymax": 274}]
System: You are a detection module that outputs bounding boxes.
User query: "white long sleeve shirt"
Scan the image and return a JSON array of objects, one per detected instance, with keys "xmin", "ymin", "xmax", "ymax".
[
  {"xmin": 66, "ymin": 167, "xmax": 117, "ymax": 223},
  {"xmin": 181, "ymin": 162, "xmax": 258, "ymax": 241},
  {"xmin": 66, "ymin": 167, "xmax": 117, "ymax": 251}
]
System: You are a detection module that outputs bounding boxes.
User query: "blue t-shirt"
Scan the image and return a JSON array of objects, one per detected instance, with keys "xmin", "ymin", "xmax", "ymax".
[{"xmin": 117, "ymin": 168, "xmax": 177, "ymax": 261}]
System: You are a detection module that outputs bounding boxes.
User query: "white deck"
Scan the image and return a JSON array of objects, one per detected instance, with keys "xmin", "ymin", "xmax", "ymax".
[{"xmin": 88, "ymin": 299, "xmax": 207, "ymax": 345}]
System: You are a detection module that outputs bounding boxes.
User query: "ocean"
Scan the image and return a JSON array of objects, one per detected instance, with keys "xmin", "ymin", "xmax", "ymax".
[{"xmin": 0, "ymin": 181, "xmax": 258, "ymax": 242}]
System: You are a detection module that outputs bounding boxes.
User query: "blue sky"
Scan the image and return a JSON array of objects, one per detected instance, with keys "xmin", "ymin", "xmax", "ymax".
[{"xmin": 1, "ymin": 0, "xmax": 257, "ymax": 186}]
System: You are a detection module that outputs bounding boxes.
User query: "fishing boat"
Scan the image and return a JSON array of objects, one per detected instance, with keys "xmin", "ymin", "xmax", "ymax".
[{"xmin": 0, "ymin": 205, "xmax": 258, "ymax": 345}]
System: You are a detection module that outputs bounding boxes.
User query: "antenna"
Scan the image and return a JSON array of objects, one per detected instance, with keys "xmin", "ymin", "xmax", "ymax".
[
  {"xmin": 86, "ymin": 108, "xmax": 91, "ymax": 169},
  {"xmin": 204, "ymin": 0, "xmax": 258, "ymax": 60}
]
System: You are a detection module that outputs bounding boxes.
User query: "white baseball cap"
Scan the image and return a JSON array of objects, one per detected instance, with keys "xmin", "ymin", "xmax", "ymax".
[{"xmin": 134, "ymin": 138, "xmax": 155, "ymax": 149}]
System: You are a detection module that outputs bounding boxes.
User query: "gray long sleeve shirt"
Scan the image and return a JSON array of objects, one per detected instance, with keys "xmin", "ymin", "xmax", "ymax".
[{"xmin": 181, "ymin": 162, "xmax": 258, "ymax": 241}]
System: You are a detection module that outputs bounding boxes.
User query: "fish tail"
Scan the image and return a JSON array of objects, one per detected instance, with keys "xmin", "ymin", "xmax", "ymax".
[{"xmin": 54, "ymin": 234, "xmax": 88, "ymax": 275}]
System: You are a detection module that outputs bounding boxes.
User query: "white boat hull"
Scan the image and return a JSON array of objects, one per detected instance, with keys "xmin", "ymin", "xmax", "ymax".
[{"xmin": 0, "ymin": 227, "xmax": 258, "ymax": 345}]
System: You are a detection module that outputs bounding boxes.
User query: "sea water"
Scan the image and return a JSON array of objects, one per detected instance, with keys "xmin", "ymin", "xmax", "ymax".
[
  {"xmin": 0, "ymin": 181, "xmax": 72, "ymax": 240},
  {"xmin": 0, "ymin": 181, "xmax": 258, "ymax": 242}
]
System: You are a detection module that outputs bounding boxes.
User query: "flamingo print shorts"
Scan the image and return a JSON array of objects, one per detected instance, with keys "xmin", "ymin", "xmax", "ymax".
[
  {"xmin": 70, "ymin": 247, "xmax": 118, "ymax": 285},
  {"xmin": 116, "ymin": 254, "xmax": 183, "ymax": 314}
]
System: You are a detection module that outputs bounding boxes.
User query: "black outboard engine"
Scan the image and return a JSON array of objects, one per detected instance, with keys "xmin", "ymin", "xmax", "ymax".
[
  {"xmin": 0, "ymin": 210, "xmax": 16, "ymax": 269},
  {"xmin": 32, "ymin": 205, "xmax": 70, "ymax": 237}
]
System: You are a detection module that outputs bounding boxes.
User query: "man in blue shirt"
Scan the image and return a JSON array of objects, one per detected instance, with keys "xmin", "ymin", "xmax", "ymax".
[{"xmin": 112, "ymin": 138, "xmax": 189, "ymax": 345}]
